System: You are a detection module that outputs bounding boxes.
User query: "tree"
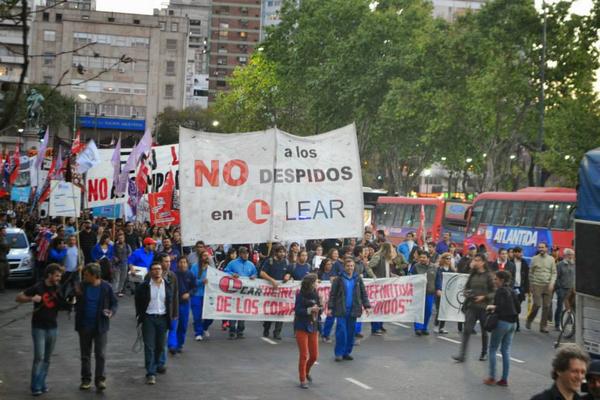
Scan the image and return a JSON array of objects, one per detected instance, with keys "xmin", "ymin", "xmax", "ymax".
[{"xmin": 153, "ymin": 106, "xmax": 216, "ymax": 145}]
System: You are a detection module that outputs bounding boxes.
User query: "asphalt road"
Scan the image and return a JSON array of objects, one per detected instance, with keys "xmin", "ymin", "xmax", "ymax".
[{"xmin": 0, "ymin": 287, "xmax": 571, "ymax": 400}]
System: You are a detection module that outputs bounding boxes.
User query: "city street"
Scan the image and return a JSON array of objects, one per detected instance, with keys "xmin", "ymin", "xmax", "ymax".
[{"xmin": 0, "ymin": 287, "xmax": 568, "ymax": 400}]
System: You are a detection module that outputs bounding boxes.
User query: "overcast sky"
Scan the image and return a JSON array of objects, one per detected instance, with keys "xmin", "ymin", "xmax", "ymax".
[{"xmin": 96, "ymin": 0, "xmax": 593, "ymax": 16}]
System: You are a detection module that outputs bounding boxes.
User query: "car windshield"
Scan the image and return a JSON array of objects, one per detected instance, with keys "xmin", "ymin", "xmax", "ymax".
[{"xmin": 6, "ymin": 233, "xmax": 28, "ymax": 249}]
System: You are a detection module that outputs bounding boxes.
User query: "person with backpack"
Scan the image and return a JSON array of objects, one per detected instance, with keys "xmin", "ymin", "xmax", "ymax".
[{"xmin": 483, "ymin": 270, "xmax": 520, "ymax": 387}]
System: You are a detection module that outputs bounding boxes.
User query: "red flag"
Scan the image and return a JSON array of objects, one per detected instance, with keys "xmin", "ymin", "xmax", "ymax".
[
  {"xmin": 8, "ymin": 145, "xmax": 20, "ymax": 184},
  {"xmin": 135, "ymin": 162, "xmax": 149, "ymax": 195},
  {"xmin": 71, "ymin": 130, "xmax": 84, "ymax": 155},
  {"xmin": 416, "ymin": 204, "xmax": 426, "ymax": 246},
  {"xmin": 162, "ymin": 170, "xmax": 175, "ymax": 193}
]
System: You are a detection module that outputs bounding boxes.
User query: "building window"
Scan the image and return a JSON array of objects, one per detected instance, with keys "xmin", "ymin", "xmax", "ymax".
[
  {"xmin": 43, "ymin": 75, "xmax": 53, "ymax": 84},
  {"xmin": 239, "ymin": 31, "xmax": 247, "ymax": 39},
  {"xmin": 168, "ymin": 9, "xmax": 174, "ymax": 16},
  {"xmin": 55, "ymin": 13, "xmax": 62, "ymax": 22},
  {"xmin": 190, "ymin": 19, "xmax": 201, "ymax": 26},
  {"xmin": 219, "ymin": 23, "xmax": 229, "ymax": 39},
  {"xmin": 43, "ymin": 52, "xmax": 54, "ymax": 66},
  {"xmin": 166, "ymin": 39, "xmax": 177, "ymax": 50},
  {"xmin": 216, "ymin": 80, "xmax": 226, "ymax": 88},
  {"xmin": 238, "ymin": 56, "xmax": 247, "ymax": 65},
  {"xmin": 171, "ymin": 22, "xmax": 178, "ymax": 32},
  {"xmin": 82, "ymin": 15, "xmax": 89, "ymax": 20},
  {"xmin": 217, "ymin": 57, "xmax": 227, "ymax": 65},
  {"xmin": 166, "ymin": 61, "xmax": 175, "ymax": 75},
  {"xmin": 108, "ymin": 17, "xmax": 115, "ymax": 22},
  {"xmin": 43, "ymin": 30, "xmax": 56, "ymax": 42},
  {"xmin": 42, "ymin": 12, "xmax": 49, "ymax": 21},
  {"xmin": 133, "ymin": 19, "xmax": 141, "ymax": 24},
  {"xmin": 159, "ymin": 21, "xmax": 166, "ymax": 31},
  {"xmin": 165, "ymin": 84, "xmax": 174, "ymax": 99}
]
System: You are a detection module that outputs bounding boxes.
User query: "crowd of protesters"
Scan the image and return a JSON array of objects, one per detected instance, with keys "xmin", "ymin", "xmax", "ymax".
[{"xmin": 3, "ymin": 211, "xmax": 592, "ymax": 398}]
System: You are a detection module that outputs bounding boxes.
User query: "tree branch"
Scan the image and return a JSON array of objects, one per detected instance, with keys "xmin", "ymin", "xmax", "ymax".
[{"xmin": 0, "ymin": 41, "xmax": 97, "ymax": 58}]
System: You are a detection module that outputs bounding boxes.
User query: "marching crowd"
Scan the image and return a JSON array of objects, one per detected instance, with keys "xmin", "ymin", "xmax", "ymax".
[{"xmin": 0, "ymin": 211, "xmax": 596, "ymax": 399}]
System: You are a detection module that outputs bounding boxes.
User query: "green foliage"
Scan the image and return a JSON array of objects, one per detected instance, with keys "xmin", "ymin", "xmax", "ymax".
[
  {"xmin": 154, "ymin": 106, "xmax": 216, "ymax": 145},
  {"xmin": 213, "ymin": 0, "xmax": 600, "ymax": 193}
]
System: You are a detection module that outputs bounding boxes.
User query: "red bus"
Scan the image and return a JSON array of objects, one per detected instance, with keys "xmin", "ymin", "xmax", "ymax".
[
  {"xmin": 463, "ymin": 187, "xmax": 576, "ymax": 261},
  {"xmin": 373, "ymin": 197, "xmax": 470, "ymax": 247}
]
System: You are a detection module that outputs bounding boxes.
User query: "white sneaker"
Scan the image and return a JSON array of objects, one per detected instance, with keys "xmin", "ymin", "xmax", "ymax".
[
  {"xmin": 195, "ymin": 335, "xmax": 203, "ymax": 341},
  {"xmin": 203, "ymin": 331, "xmax": 210, "ymax": 338}
]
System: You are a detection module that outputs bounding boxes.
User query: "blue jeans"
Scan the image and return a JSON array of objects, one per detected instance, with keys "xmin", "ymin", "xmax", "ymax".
[
  {"xmin": 168, "ymin": 303, "xmax": 190, "ymax": 350},
  {"xmin": 142, "ymin": 315, "xmax": 168, "ymax": 376},
  {"xmin": 31, "ymin": 328, "xmax": 57, "ymax": 393},
  {"xmin": 371, "ymin": 321, "xmax": 383, "ymax": 333},
  {"xmin": 488, "ymin": 320, "xmax": 516, "ymax": 381},
  {"xmin": 334, "ymin": 315, "xmax": 356, "ymax": 357},
  {"xmin": 190, "ymin": 296, "xmax": 213, "ymax": 336},
  {"xmin": 160, "ymin": 318, "xmax": 178, "ymax": 367},
  {"xmin": 320, "ymin": 316, "xmax": 334, "ymax": 338},
  {"xmin": 414, "ymin": 294, "xmax": 435, "ymax": 332},
  {"xmin": 554, "ymin": 288, "xmax": 568, "ymax": 328},
  {"xmin": 355, "ymin": 321, "xmax": 362, "ymax": 334}
]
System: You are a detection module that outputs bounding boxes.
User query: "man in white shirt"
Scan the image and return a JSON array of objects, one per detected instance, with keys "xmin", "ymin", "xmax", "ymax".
[{"xmin": 135, "ymin": 262, "xmax": 175, "ymax": 385}]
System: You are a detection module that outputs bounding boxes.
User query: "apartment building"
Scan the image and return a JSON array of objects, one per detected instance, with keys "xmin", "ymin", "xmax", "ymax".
[
  {"xmin": 29, "ymin": 7, "xmax": 188, "ymax": 145},
  {"xmin": 208, "ymin": 0, "xmax": 262, "ymax": 100}
]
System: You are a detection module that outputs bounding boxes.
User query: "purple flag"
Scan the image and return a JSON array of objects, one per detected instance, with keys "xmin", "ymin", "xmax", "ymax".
[
  {"xmin": 111, "ymin": 137, "xmax": 121, "ymax": 190},
  {"xmin": 34, "ymin": 128, "xmax": 49, "ymax": 170},
  {"xmin": 116, "ymin": 129, "xmax": 152, "ymax": 195}
]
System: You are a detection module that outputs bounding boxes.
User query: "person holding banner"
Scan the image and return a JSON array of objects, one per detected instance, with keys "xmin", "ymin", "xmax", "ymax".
[
  {"xmin": 224, "ymin": 247, "xmax": 257, "ymax": 339},
  {"xmin": 168, "ymin": 257, "xmax": 196, "ymax": 353},
  {"xmin": 294, "ymin": 273, "xmax": 322, "ymax": 389},
  {"xmin": 190, "ymin": 251, "xmax": 213, "ymax": 341},
  {"xmin": 327, "ymin": 257, "xmax": 371, "ymax": 362},
  {"xmin": 408, "ymin": 250, "xmax": 439, "ymax": 336},
  {"xmin": 260, "ymin": 245, "xmax": 292, "ymax": 340}
]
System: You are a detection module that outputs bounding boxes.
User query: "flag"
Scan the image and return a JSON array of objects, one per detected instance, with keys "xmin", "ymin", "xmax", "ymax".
[
  {"xmin": 127, "ymin": 177, "xmax": 139, "ymax": 216},
  {"xmin": 117, "ymin": 129, "xmax": 152, "ymax": 195},
  {"xmin": 416, "ymin": 204, "xmax": 426, "ymax": 246},
  {"xmin": 54, "ymin": 146, "xmax": 65, "ymax": 181},
  {"xmin": 111, "ymin": 137, "xmax": 121, "ymax": 190},
  {"xmin": 37, "ymin": 157, "xmax": 56, "ymax": 205},
  {"xmin": 76, "ymin": 139, "xmax": 101, "ymax": 174},
  {"xmin": 162, "ymin": 170, "xmax": 175, "ymax": 193},
  {"xmin": 135, "ymin": 160, "xmax": 149, "ymax": 195},
  {"xmin": 0, "ymin": 154, "xmax": 9, "ymax": 197},
  {"xmin": 8, "ymin": 145, "xmax": 20, "ymax": 185},
  {"xmin": 71, "ymin": 130, "xmax": 84, "ymax": 155},
  {"xmin": 35, "ymin": 128, "xmax": 49, "ymax": 170}
]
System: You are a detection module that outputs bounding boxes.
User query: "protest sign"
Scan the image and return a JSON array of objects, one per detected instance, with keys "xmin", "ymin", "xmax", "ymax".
[
  {"xmin": 438, "ymin": 272, "xmax": 469, "ymax": 322},
  {"xmin": 148, "ymin": 191, "xmax": 180, "ymax": 227},
  {"xmin": 85, "ymin": 144, "xmax": 180, "ymax": 208},
  {"xmin": 179, "ymin": 124, "xmax": 364, "ymax": 245},
  {"xmin": 92, "ymin": 205, "xmax": 122, "ymax": 219},
  {"xmin": 203, "ymin": 267, "xmax": 426, "ymax": 323},
  {"xmin": 48, "ymin": 180, "xmax": 81, "ymax": 217},
  {"xmin": 10, "ymin": 186, "xmax": 31, "ymax": 203}
]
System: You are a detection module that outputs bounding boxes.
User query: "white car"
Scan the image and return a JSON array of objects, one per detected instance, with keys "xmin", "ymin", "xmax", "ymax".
[{"xmin": 6, "ymin": 228, "xmax": 34, "ymax": 282}]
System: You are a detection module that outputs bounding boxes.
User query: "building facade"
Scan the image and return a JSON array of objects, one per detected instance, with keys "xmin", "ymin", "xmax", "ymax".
[
  {"xmin": 167, "ymin": 0, "xmax": 211, "ymax": 108},
  {"xmin": 431, "ymin": 0, "xmax": 486, "ymax": 21},
  {"xmin": 208, "ymin": 0, "xmax": 262, "ymax": 100},
  {"xmin": 29, "ymin": 7, "xmax": 188, "ymax": 145}
]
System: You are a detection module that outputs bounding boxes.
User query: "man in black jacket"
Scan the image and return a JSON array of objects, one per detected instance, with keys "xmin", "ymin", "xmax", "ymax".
[
  {"xmin": 327, "ymin": 257, "xmax": 370, "ymax": 362},
  {"xmin": 74, "ymin": 263, "xmax": 118, "ymax": 392},
  {"xmin": 78, "ymin": 220, "xmax": 97, "ymax": 265},
  {"xmin": 135, "ymin": 262, "xmax": 176, "ymax": 385},
  {"xmin": 489, "ymin": 248, "xmax": 516, "ymax": 284},
  {"xmin": 512, "ymin": 247, "xmax": 529, "ymax": 331}
]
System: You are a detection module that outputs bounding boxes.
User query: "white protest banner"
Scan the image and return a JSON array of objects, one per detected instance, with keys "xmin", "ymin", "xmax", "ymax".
[
  {"xmin": 179, "ymin": 124, "xmax": 364, "ymax": 245},
  {"xmin": 438, "ymin": 272, "xmax": 469, "ymax": 322},
  {"xmin": 85, "ymin": 144, "xmax": 180, "ymax": 208},
  {"xmin": 203, "ymin": 268, "xmax": 426, "ymax": 323},
  {"xmin": 48, "ymin": 180, "xmax": 81, "ymax": 217}
]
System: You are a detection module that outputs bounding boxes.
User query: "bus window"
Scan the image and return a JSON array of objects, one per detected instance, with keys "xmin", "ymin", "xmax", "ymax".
[
  {"xmin": 491, "ymin": 200, "xmax": 509, "ymax": 225},
  {"xmin": 536, "ymin": 202, "xmax": 555, "ymax": 228},
  {"xmin": 520, "ymin": 201, "xmax": 540, "ymax": 227},
  {"xmin": 566, "ymin": 203, "xmax": 575, "ymax": 230},
  {"xmin": 402, "ymin": 205, "xmax": 418, "ymax": 227},
  {"xmin": 375, "ymin": 204, "xmax": 396, "ymax": 228},
  {"xmin": 505, "ymin": 201, "xmax": 523, "ymax": 226},
  {"xmin": 468, "ymin": 200, "xmax": 485, "ymax": 234},
  {"xmin": 424, "ymin": 205, "xmax": 436, "ymax": 228},
  {"xmin": 551, "ymin": 202, "xmax": 575, "ymax": 230},
  {"xmin": 392, "ymin": 204, "xmax": 406, "ymax": 227},
  {"xmin": 481, "ymin": 200, "xmax": 499, "ymax": 225}
]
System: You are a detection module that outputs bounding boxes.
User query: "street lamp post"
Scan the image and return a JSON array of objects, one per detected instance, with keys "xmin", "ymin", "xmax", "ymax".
[{"xmin": 78, "ymin": 94, "xmax": 99, "ymax": 142}]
